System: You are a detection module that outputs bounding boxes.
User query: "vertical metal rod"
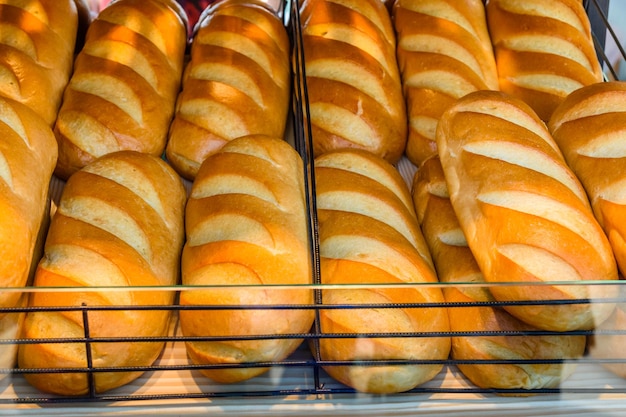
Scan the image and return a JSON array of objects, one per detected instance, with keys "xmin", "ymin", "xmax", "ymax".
[
  {"xmin": 81, "ymin": 303, "xmax": 97, "ymax": 398},
  {"xmin": 287, "ymin": 0, "xmax": 325, "ymax": 395}
]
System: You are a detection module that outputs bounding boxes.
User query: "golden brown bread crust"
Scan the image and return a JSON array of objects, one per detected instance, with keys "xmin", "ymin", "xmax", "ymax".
[
  {"xmin": 548, "ymin": 81, "xmax": 626, "ymax": 277},
  {"xmin": 166, "ymin": 0, "xmax": 291, "ymax": 180},
  {"xmin": 53, "ymin": 0, "xmax": 188, "ymax": 180},
  {"xmin": 314, "ymin": 149, "xmax": 450, "ymax": 394},
  {"xmin": 0, "ymin": 97, "xmax": 57, "ymax": 313},
  {"xmin": 392, "ymin": 0, "xmax": 499, "ymax": 167},
  {"xmin": 0, "ymin": 0, "xmax": 80, "ymax": 125},
  {"xmin": 413, "ymin": 156, "xmax": 585, "ymax": 392},
  {"xmin": 18, "ymin": 151, "xmax": 186, "ymax": 396},
  {"xmin": 486, "ymin": 0, "xmax": 603, "ymax": 121},
  {"xmin": 300, "ymin": 0, "xmax": 407, "ymax": 164},
  {"xmin": 179, "ymin": 135, "xmax": 314, "ymax": 384},
  {"xmin": 436, "ymin": 90, "xmax": 618, "ymax": 332}
]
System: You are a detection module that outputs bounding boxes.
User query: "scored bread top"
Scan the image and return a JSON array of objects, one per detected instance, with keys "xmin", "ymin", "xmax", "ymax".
[
  {"xmin": 300, "ymin": 0, "xmax": 407, "ymax": 164},
  {"xmin": 549, "ymin": 81, "xmax": 626, "ymax": 277},
  {"xmin": 166, "ymin": 0, "xmax": 291, "ymax": 181},
  {"xmin": 0, "ymin": 97, "xmax": 57, "ymax": 311},
  {"xmin": 392, "ymin": 0, "xmax": 499, "ymax": 167},
  {"xmin": 486, "ymin": 0, "xmax": 603, "ymax": 121},
  {"xmin": 436, "ymin": 90, "xmax": 618, "ymax": 332}
]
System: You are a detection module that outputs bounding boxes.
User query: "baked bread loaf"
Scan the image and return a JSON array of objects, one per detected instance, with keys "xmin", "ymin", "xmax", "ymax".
[
  {"xmin": 485, "ymin": 0, "xmax": 603, "ymax": 121},
  {"xmin": 548, "ymin": 81, "xmax": 626, "ymax": 277},
  {"xmin": 300, "ymin": 0, "xmax": 407, "ymax": 164},
  {"xmin": 166, "ymin": 0, "xmax": 291, "ymax": 180},
  {"xmin": 18, "ymin": 150, "xmax": 186, "ymax": 396},
  {"xmin": 53, "ymin": 0, "xmax": 188, "ymax": 180},
  {"xmin": 392, "ymin": 0, "xmax": 499, "ymax": 167},
  {"xmin": 179, "ymin": 135, "xmax": 314, "ymax": 384},
  {"xmin": 314, "ymin": 148, "xmax": 450, "ymax": 394},
  {"xmin": 436, "ymin": 90, "xmax": 618, "ymax": 332},
  {"xmin": 413, "ymin": 155, "xmax": 586, "ymax": 392},
  {"xmin": 0, "ymin": 0, "xmax": 81, "ymax": 125},
  {"xmin": 0, "ymin": 96, "xmax": 57, "ymax": 315}
]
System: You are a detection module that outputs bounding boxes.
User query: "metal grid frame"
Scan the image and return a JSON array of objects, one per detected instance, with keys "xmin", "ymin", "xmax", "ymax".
[{"xmin": 1, "ymin": 0, "xmax": 626, "ymax": 406}]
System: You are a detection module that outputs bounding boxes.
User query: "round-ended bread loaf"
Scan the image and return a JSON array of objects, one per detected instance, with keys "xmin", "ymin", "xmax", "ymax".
[
  {"xmin": 300, "ymin": 0, "xmax": 407, "ymax": 164},
  {"xmin": 314, "ymin": 148, "xmax": 450, "ymax": 394},
  {"xmin": 485, "ymin": 0, "xmax": 603, "ymax": 121},
  {"xmin": 435, "ymin": 90, "xmax": 618, "ymax": 332},
  {"xmin": 179, "ymin": 135, "xmax": 314, "ymax": 384},
  {"xmin": 413, "ymin": 155, "xmax": 586, "ymax": 393},
  {"xmin": 19, "ymin": 151, "xmax": 186, "ymax": 396},
  {"xmin": 166, "ymin": 0, "xmax": 291, "ymax": 180},
  {"xmin": 53, "ymin": 0, "xmax": 188, "ymax": 179}
]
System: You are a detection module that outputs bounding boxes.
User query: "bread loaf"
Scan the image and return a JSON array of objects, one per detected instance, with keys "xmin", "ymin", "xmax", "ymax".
[
  {"xmin": 18, "ymin": 150, "xmax": 186, "ymax": 396},
  {"xmin": 179, "ymin": 135, "xmax": 314, "ymax": 384},
  {"xmin": 486, "ymin": 0, "xmax": 603, "ymax": 121},
  {"xmin": 53, "ymin": 0, "xmax": 188, "ymax": 180},
  {"xmin": 0, "ymin": 0, "xmax": 81, "ymax": 125},
  {"xmin": 165, "ymin": 0, "xmax": 291, "ymax": 180},
  {"xmin": 0, "ymin": 96, "xmax": 57, "ymax": 315},
  {"xmin": 300, "ymin": 0, "xmax": 407, "ymax": 164},
  {"xmin": 392, "ymin": 0, "xmax": 499, "ymax": 167},
  {"xmin": 548, "ymin": 81, "xmax": 626, "ymax": 277},
  {"xmin": 413, "ymin": 155, "xmax": 586, "ymax": 392},
  {"xmin": 436, "ymin": 90, "xmax": 618, "ymax": 332},
  {"xmin": 314, "ymin": 149, "xmax": 450, "ymax": 394}
]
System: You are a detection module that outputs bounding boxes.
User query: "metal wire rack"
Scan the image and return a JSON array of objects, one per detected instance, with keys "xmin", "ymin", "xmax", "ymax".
[{"xmin": 1, "ymin": 0, "xmax": 626, "ymax": 411}]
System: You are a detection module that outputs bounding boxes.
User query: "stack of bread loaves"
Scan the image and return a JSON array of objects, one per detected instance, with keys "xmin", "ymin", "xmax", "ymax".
[
  {"xmin": 53, "ymin": 0, "xmax": 188, "ymax": 179},
  {"xmin": 392, "ymin": 0, "xmax": 499, "ymax": 167},
  {"xmin": 413, "ymin": 156, "xmax": 586, "ymax": 392},
  {"xmin": 300, "ymin": 0, "xmax": 407, "ymax": 164},
  {"xmin": 548, "ymin": 81, "xmax": 626, "ymax": 379},
  {"xmin": 314, "ymin": 149, "xmax": 450, "ymax": 394},
  {"xmin": 166, "ymin": 0, "xmax": 291, "ymax": 180},
  {"xmin": 18, "ymin": 151, "xmax": 187, "ymax": 396}
]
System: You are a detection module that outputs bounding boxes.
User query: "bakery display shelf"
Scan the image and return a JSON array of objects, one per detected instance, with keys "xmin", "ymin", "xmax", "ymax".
[{"xmin": 1, "ymin": 0, "xmax": 626, "ymax": 415}]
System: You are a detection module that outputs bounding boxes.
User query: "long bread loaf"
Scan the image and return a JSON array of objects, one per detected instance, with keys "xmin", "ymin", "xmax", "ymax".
[
  {"xmin": 179, "ymin": 135, "xmax": 314, "ymax": 384},
  {"xmin": 549, "ymin": 81, "xmax": 626, "ymax": 380},
  {"xmin": 314, "ymin": 148, "xmax": 450, "ymax": 394},
  {"xmin": 53, "ymin": 0, "xmax": 188, "ymax": 179},
  {"xmin": 300, "ymin": 0, "xmax": 407, "ymax": 163},
  {"xmin": 436, "ymin": 90, "xmax": 618, "ymax": 332},
  {"xmin": 18, "ymin": 151, "xmax": 186, "ymax": 396},
  {"xmin": 485, "ymin": 0, "xmax": 603, "ymax": 121},
  {"xmin": 413, "ymin": 155, "xmax": 586, "ymax": 392},
  {"xmin": 166, "ymin": 0, "xmax": 291, "ymax": 180}
]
